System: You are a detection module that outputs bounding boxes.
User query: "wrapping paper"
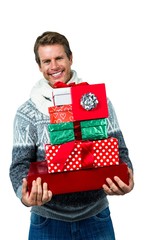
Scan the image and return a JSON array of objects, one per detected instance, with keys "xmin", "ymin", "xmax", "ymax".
[
  {"xmin": 27, "ymin": 161, "xmax": 129, "ymax": 195},
  {"xmin": 48, "ymin": 122, "xmax": 74, "ymax": 145},
  {"xmin": 48, "ymin": 105, "xmax": 74, "ymax": 123},
  {"xmin": 71, "ymin": 83, "xmax": 109, "ymax": 121},
  {"xmin": 45, "ymin": 138, "xmax": 120, "ymax": 173},
  {"xmin": 48, "ymin": 118, "xmax": 108, "ymax": 145},
  {"xmin": 80, "ymin": 118, "xmax": 108, "ymax": 140},
  {"xmin": 52, "ymin": 87, "xmax": 71, "ymax": 106},
  {"xmin": 52, "ymin": 83, "xmax": 109, "ymax": 121}
]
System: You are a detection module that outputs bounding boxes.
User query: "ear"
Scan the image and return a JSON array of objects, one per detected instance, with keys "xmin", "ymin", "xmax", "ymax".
[
  {"xmin": 39, "ymin": 65, "xmax": 42, "ymax": 72},
  {"xmin": 70, "ymin": 54, "xmax": 73, "ymax": 64}
]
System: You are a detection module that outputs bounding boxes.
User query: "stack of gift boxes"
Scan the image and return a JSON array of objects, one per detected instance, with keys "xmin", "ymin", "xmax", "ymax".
[
  {"xmin": 27, "ymin": 82, "xmax": 129, "ymax": 195},
  {"xmin": 45, "ymin": 82, "xmax": 120, "ymax": 173}
]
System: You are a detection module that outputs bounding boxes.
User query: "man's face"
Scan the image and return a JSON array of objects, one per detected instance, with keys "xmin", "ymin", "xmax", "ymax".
[{"xmin": 38, "ymin": 44, "xmax": 73, "ymax": 86}]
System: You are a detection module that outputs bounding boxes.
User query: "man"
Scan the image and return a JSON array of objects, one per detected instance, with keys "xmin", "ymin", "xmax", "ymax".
[{"xmin": 9, "ymin": 31, "xmax": 134, "ymax": 240}]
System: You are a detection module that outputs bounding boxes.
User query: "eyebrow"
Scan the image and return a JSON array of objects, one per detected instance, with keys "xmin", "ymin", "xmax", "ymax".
[
  {"xmin": 41, "ymin": 59, "xmax": 50, "ymax": 63},
  {"xmin": 41, "ymin": 55, "xmax": 64, "ymax": 63}
]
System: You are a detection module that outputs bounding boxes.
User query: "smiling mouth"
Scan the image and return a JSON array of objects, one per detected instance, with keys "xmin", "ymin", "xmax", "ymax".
[{"xmin": 51, "ymin": 71, "xmax": 63, "ymax": 78}]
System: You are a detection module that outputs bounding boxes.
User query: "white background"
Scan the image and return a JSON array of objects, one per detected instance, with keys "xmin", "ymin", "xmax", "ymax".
[{"xmin": 0, "ymin": 0, "xmax": 160, "ymax": 239}]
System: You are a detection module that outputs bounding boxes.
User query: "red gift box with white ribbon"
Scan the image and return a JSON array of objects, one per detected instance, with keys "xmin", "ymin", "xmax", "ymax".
[{"xmin": 45, "ymin": 138, "xmax": 120, "ymax": 174}]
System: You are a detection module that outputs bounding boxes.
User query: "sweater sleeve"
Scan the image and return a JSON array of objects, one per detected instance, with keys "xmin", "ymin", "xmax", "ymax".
[
  {"xmin": 9, "ymin": 102, "xmax": 37, "ymax": 199},
  {"xmin": 107, "ymin": 98, "xmax": 133, "ymax": 170}
]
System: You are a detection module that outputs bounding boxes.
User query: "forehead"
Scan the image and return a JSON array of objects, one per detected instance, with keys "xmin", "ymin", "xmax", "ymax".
[{"xmin": 38, "ymin": 44, "xmax": 65, "ymax": 58}]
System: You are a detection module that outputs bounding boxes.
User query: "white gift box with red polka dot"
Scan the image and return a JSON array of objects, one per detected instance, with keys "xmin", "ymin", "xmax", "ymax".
[{"xmin": 45, "ymin": 138, "xmax": 120, "ymax": 173}]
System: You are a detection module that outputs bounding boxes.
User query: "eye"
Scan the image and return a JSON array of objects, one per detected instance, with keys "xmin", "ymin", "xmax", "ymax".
[
  {"xmin": 44, "ymin": 60, "xmax": 50, "ymax": 64},
  {"xmin": 56, "ymin": 56, "xmax": 63, "ymax": 60}
]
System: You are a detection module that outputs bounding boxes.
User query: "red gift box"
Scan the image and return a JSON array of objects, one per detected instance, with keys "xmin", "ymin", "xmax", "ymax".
[
  {"xmin": 71, "ymin": 83, "xmax": 109, "ymax": 121},
  {"xmin": 48, "ymin": 104, "xmax": 74, "ymax": 123},
  {"xmin": 27, "ymin": 161, "xmax": 129, "ymax": 195},
  {"xmin": 45, "ymin": 138, "xmax": 120, "ymax": 173}
]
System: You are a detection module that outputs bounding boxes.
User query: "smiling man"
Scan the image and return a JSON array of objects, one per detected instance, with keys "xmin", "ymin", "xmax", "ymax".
[
  {"xmin": 38, "ymin": 44, "xmax": 73, "ymax": 86},
  {"xmin": 9, "ymin": 31, "xmax": 134, "ymax": 240}
]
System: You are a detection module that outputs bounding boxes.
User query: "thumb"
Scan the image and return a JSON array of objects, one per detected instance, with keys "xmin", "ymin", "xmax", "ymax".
[{"xmin": 22, "ymin": 178, "xmax": 28, "ymax": 194}]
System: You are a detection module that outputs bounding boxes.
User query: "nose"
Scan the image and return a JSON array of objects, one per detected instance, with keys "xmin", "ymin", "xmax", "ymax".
[{"xmin": 50, "ymin": 59, "xmax": 58, "ymax": 69}]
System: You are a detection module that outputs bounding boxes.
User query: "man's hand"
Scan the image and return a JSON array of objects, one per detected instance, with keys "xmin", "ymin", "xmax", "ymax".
[
  {"xmin": 21, "ymin": 177, "xmax": 52, "ymax": 207},
  {"xmin": 102, "ymin": 167, "xmax": 134, "ymax": 195}
]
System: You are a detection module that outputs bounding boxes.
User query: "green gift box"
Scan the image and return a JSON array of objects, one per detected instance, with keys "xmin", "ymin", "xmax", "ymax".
[
  {"xmin": 80, "ymin": 118, "xmax": 108, "ymax": 140},
  {"xmin": 48, "ymin": 118, "xmax": 108, "ymax": 145},
  {"xmin": 48, "ymin": 122, "xmax": 75, "ymax": 145}
]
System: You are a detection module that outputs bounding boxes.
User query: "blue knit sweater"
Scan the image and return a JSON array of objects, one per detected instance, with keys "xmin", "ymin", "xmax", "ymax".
[{"xmin": 9, "ymin": 70, "xmax": 133, "ymax": 222}]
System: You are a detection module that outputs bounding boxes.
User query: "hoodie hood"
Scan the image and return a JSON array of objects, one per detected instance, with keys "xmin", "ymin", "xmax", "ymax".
[{"xmin": 30, "ymin": 70, "xmax": 83, "ymax": 115}]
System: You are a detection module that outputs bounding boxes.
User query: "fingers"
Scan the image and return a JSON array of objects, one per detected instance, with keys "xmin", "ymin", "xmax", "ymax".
[
  {"xmin": 113, "ymin": 168, "xmax": 134, "ymax": 193},
  {"xmin": 21, "ymin": 177, "xmax": 52, "ymax": 207},
  {"xmin": 22, "ymin": 178, "xmax": 28, "ymax": 194},
  {"xmin": 102, "ymin": 183, "xmax": 114, "ymax": 195},
  {"xmin": 103, "ymin": 178, "xmax": 125, "ymax": 195},
  {"xmin": 128, "ymin": 168, "xmax": 134, "ymax": 190},
  {"xmin": 103, "ymin": 168, "xmax": 134, "ymax": 195},
  {"xmin": 35, "ymin": 177, "xmax": 43, "ymax": 205},
  {"xmin": 25, "ymin": 179, "xmax": 39, "ymax": 206},
  {"xmin": 42, "ymin": 182, "xmax": 53, "ymax": 203},
  {"xmin": 21, "ymin": 178, "xmax": 30, "ymax": 206}
]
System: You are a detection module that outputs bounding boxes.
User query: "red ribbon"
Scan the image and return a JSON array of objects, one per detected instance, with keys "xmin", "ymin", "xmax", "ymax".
[
  {"xmin": 81, "ymin": 141, "xmax": 94, "ymax": 169},
  {"xmin": 73, "ymin": 121, "xmax": 82, "ymax": 140},
  {"xmin": 52, "ymin": 141, "xmax": 75, "ymax": 171},
  {"xmin": 53, "ymin": 81, "xmax": 89, "ymax": 88},
  {"xmin": 52, "ymin": 140, "xmax": 94, "ymax": 171}
]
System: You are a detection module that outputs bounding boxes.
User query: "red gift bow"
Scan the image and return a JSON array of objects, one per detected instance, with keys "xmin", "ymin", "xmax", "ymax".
[
  {"xmin": 53, "ymin": 81, "xmax": 89, "ymax": 88},
  {"xmin": 50, "ymin": 140, "xmax": 94, "ymax": 172}
]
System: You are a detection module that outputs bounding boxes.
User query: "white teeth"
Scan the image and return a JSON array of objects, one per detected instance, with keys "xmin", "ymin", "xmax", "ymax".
[{"xmin": 52, "ymin": 72, "xmax": 61, "ymax": 77}]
